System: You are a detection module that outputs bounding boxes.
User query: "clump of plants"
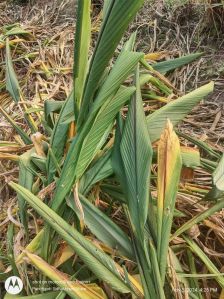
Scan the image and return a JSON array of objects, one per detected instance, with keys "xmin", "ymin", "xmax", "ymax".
[{"xmin": 1, "ymin": 1, "xmax": 224, "ymax": 298}]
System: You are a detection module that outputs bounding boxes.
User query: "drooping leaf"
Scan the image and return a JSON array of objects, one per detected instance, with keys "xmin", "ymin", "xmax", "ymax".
[
  {"xmin": 4, "ymin": 25, "xmax": 32, "ymax": 37},
  {"xmin": 10, "ymin": 182, "xmax": 144, "ymax": 297},
  {"xmin": 171, "ymin": 198, "xmax": 224, "ymax": 240},
  {"xmin": 67, "ymin": 193, "xmax": 135, "ymax": 260},
  {"xmin": 184, "ymin": 236, "xmax": 224, "ymax": 288},
  {"xmin": 147, "ymin": 82, "xmax": 214, "ymax": 142},
  {"xmin": 153, "ymin": 52, "xmax": 203, "ymax": 74},
  {"xmin": 25, "ymin": 251, "xmax": 107, "ymax": 299},
  {"xmin": 0, "ymin": 106, "xmax": 31, "ymax": 144}
]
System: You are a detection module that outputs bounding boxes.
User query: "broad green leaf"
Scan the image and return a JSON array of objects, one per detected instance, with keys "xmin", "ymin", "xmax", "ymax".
[
  {"xmin": 180, "ymin": 147, "xmax": 201, "ymax": 168},
  {"xmin": 77, "ymin": 0, "xmax": 145, "ymax": 127},
  {"xmin": 153, "ymin": 52, "xmax": 203, "ymax": 74},
  {"xmin": 120, "ymin": 67, "xmax": 153, "ymax": 239},
  {"xmin": 9, "ymin": 182, "xmax": 144, "ymax": 296},
  {"xmin": 74, "ymin": 0, "xmax": 91, "ymax": 112},
  {"xmin": 79, "ymin": 149, "xmax": 113, "ymax": 195},
  {"xmin": 5, "ymin": 38, "xmax": 21, "ymax": 103},
  {"xmin": 147, "ymin": 82, "xmax": 214, "ymax": 142},
  {"xmin": 101, "ymin": 183, "xmax": 126, "ymax": 203},
  {"xmin": 87, "ymin": 50, "xmax": 144, "ymax": 119},
  {"xmin": 52, "ymin": 86, "xmax": 135, "ymax": 211},
  {"xmin": 44, "ymin": 100, "xmax": 64, "ymax": 128},
  {"xmin": 141, "ymin": 74, "xmax": 172, "ymax": 95},
  {"xmin": 102, "ymin": 0, "xmax": 111, "ymax": 19},
  {"xmin": 25, "ymin": 251, "xmax": 107, "ymax": 299},
  {"xmin": 0, "ymin": 106, "xmax": 31, "ymax": 144},
  {"xmin": 46, "ymin": 92, "xmax": 74, "ymax": 183},
  {"xmin": 67, "ymin": 194, "xmax": 135, "ymax": 260},
  {"xmin": 31, "ymin": 153, "xmax": 47, "ymax": 173},
  {"xmin": 157, "ymin": 120, "xmax": 182, "ymax": 285},
  {"xmin": 177, "ymin": 130, "xmax": 220, "ymax": 160}
]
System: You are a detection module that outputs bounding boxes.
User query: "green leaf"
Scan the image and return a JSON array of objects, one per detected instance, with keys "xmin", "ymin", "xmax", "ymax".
[
  {"xmin": 44, "ymin": 100, "xmax": 64, "ymax": 128},
  {"xmin": 74, "ymin": 0, "xmax": 91, "ymax": 112},
  {"xmin": 52, "ymin": 86, "xmax": 135, "ymax": 211},
  {"xmin": 172, "ymin": 198, "xmax": 224, "ymax": 240},
  {"xmin": 184, "ymin": 236, "xmax": 224, "ymax": 288},
  {"xmin": 120, "ymin": 67, "xmax": 153, "ymax": 239},
  {"xmin": 153, "ymin": 53, "xmax": 203, "ymax": 74},
  {"xmin": 79, "ymin": 149, "xmax": 113, "ymax": 195},
  {"xmin": 77, "ymin": 0, "xmax": 145, "ymax": 127},
  {"xmin": 212, "ymin": 153, "xmax": 224, "ymax": 191},
  {"xmin": 0, "ymin": 106, "xmax": 31, "ymax": 144},
  {"xmin": 180, "ymin": 147, "xmax": 201, "ymax": 168},
  {"xmin": 18, "ymin": 149, "xmax": 34, "ymax": 232},
  {"xmin": 25, "ymin": 251, "xmax": 107, "ymax": 299},
  {"xmin": 5, "ymin": 38, "xmax": 21, "ymax": 103},
  {"xmin": 147, "ymin": 82, "xmax": 214, "ymax": 142},
  {"xmin": 31, "ymin": 153, "xmax": 47, "ymax": 173},
  {"xmin": 4, "ymin": 26, "xmax": 32, "ymax": 37},
  {"xmin": 67, "ymin": 193, "xmax": 135, "ymax": 260},
  {"xmin": 46, "ymin": 92, "xmax": 74, "ymax": 183},
  {"xmin": 87, "ymin": 50, "xmax": 144, "ymax": 120},
  {"xmin": 9, "ymin": 182, "xmax": 143, "ymax": 296}
]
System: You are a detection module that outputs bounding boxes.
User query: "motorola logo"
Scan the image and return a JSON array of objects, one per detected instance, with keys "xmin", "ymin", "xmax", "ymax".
[{"xmin": 5, "ymin": 276, "xmax": 23, "ymax": 295}]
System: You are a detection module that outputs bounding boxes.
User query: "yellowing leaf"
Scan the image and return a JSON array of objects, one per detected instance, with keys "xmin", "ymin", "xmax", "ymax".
[
  {"xmin": 53, "ymin": 243, "xmax": 74, "ymax": 268},
  {"xmin": 25, "ymin": 251, "xmax": 107, "ymax": 299},
  {"xmin": 145, "ymin": 51, "xmax": 169, "ymax": 61},
  {"xmin": 157, "ymin": 119, "xmax": 182, "ymax": 285}
]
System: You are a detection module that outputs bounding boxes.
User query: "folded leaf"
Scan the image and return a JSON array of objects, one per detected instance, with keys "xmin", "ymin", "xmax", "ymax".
[
  {"xmin": 120, "ymin": 67, "xmax": 153, "ymax": 239},
  {"xmin": 157, "ymin": 120, "xmax": 182, "ymax": 285}
]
